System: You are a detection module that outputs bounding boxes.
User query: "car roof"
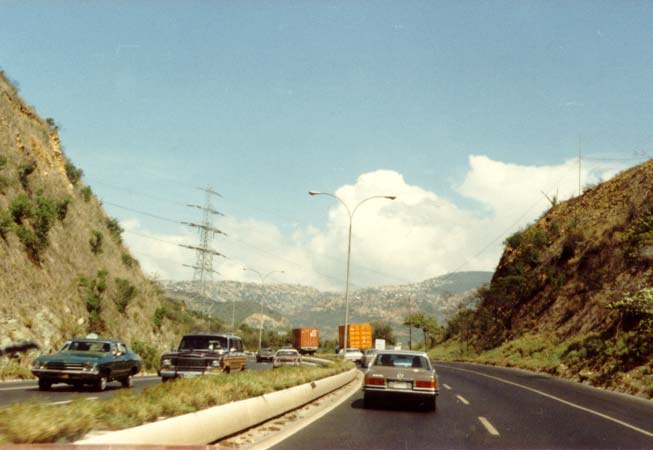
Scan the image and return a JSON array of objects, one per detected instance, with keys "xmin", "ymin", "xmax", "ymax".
[
  {"xmin": 70, "ymin": 338, "xmax": 123, "ymax": 344},
  {"xmin": 184, "ymin": 333, "xmax": 242, "ymax": 340},
  {"xmin": 375, "ymin": 350, "xmax": 429, "ymax": 357}
]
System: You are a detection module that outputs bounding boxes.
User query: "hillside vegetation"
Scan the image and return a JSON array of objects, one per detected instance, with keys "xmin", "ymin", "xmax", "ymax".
[
  {"xmin": 0, "ymin": 70, "xmax": 223, "ymax": 377},
  {"xmin": 437, "ymin": 161, "xmax": 653, "ymax": 397}
]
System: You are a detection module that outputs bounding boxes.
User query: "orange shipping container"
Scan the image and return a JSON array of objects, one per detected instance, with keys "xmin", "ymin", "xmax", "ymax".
[
  {"xmin": 338, "ymin": 323, "xmax": 373, "ymax": 350},
  {"xmin": 291, "ymin": 327, "xmax": 319, "ymax": 355}
]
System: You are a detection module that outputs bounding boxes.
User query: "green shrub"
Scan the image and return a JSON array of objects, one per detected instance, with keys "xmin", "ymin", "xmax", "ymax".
[
  {"xmin": 10, "ymin": 194, "xmax": 32, "ymax": 224},
  {"xmin": 130, "ymin": 340, "xmax": 160, "ymax": 372},
  {"xmin": 45, "ymin": 117, "xmax": 59, "ymax": 131},
  {"xmin": 114, "ymin": 278, "xmax": 137, "ymax": 313},
  {"xmin": 64, "ymin": 161, "xmax": 82, "ymax": 186},
  {"xmin": 121, "ymin": 253, "xmax": 138, "ymax": 268},
  {"xmin": 79, "ymin": 271, "xmax": 107, "ymax": 333},
  {"xmin": 18, "ymin": 161, "xmax": 35, "ymax": 190},
  {"xmin": 622, "ymin": 212, "xmax": 653, "ymax": 262},
  {"xmin": 89, "ymin": 230, "xmax": 103, "ymax": 255},
  {"xmin": 80, "ymin": 186, "xmax": 92, "ymax": 202},
  {"xmin": 153, "ymin": 307, "xmax": 166, "ymax": 330},
  {"xmin": 0, "ymin": 209, "xmax": 12, "ymax": 240},
  {"xmin": 504, "ymin": 230, "xmax": 523, "ymax": 248},
  {"xmin": 56, "ymin": 198, "xmax": 70, "ymax": 221},
  {"xmin": 33, "ymin": 194, "xmax": 57, "ymax": 245},
  {"xmin": 0, "ymin": 175, "xmax": 8, "ymax": 192},
  {"xmin": 106, "ymin": 217, "xmax": 123, "ymax": 243},
  {"xmin": 15, "ymin": 226, "xmax": 42, "ymax": 263},
  {"xmin": 0, "ymin": 155, "xmax": 7, "ymax": 169}
]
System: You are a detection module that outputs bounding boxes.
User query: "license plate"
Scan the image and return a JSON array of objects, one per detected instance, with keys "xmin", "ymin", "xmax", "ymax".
[{"xmin": 388, "ymin": 381, "xmax": 411, "ymax": 389}]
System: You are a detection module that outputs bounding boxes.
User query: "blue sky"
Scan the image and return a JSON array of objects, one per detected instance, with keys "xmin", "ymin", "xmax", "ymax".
[{"xmin": 1, "ymin": 1, "xmax": 652, "ymax": 288}]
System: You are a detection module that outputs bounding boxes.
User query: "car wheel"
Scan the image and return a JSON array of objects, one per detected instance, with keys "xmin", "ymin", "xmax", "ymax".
[
  {"xmin": 38, "ymin": 379, "xmax": 52, "ymax": 391},
  {"xmin": 95, "ymin": 374, "xmax": 108, "ymax": 391},
  {"xmin": 363, "ymin": 392, "xmax": 377, "ymax": 409},
  {"xmin": 121, "ymin": 375, "xmax": 134, "ymax": 388},
  {"xmin": 224, "ymin": 366, "xmax": 231, "ymax": 374},
  {"xmin": 424, "ymin": 396, "xmax": 436, "ymax": 412}
]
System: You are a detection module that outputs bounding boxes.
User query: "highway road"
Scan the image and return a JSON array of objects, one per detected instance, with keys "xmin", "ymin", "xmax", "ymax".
[
  {"xmin": 0, "ymin": 356, "xmax": 269, "ymax": 407},
  {"xmin": 272, "ymin": 361, "xmax": 653, "ymax": 449}
]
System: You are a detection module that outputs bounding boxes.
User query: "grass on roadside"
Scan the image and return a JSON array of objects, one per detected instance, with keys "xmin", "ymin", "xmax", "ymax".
[
  {"xmin": 0, "ymin": 359, "xmax": 35, "ymax": 381},
  {"xmin": 0, "ymin": 360, "xmax": 353, "ymax": 444},
  {"xmin": 430, "ymin": 334, "xmax": 653, "ymax": 398}
]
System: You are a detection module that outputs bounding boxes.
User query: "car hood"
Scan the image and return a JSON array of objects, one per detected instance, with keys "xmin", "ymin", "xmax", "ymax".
[
  {"xmin": 161, "ymin": 350, "xmax": 222, "ymax": 358},
  {"xmin": 37, "ymin": 351, "xmax": 107, "ymax": 364}
]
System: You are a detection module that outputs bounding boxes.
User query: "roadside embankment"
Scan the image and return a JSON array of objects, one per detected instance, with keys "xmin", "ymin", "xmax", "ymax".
[{"xmin": 0, "ymin": 360, "xmax": 354, "ymax": 444}]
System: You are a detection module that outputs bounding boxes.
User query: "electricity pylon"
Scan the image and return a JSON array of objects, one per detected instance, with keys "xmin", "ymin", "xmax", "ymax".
[{"xmin": 183, "ymin": 186, "xmax": 226, "ymax": 297}]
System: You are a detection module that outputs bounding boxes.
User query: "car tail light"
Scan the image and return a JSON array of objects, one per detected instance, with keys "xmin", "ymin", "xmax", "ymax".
[
  {"xmin": 415, "ymin": 380, "xmax": 436, "ymax": 389},
  {"xmin": 365, "ymin": 376, "xmax": 385, "ymax": 386}
]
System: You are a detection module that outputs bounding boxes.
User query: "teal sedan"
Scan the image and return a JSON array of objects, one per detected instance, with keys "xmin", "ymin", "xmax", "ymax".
[{"xmin": 31, "ymin": 338, "xmax": 142, "ymax": 391}]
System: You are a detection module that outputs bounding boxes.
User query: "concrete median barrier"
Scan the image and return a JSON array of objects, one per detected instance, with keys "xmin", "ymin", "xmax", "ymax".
[{"xmin": 75, "ymin": 368, "xmax": 357, "ymax": 446}]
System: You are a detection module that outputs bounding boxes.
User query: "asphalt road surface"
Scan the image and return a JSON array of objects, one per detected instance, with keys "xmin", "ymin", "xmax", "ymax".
[
  {"xmin": 272, "ymin": 361, "xmax": 653, "ymax": 449},
  {"xmin": 0, "ymin": 356, "xmax": 269, "ymax": 407}
]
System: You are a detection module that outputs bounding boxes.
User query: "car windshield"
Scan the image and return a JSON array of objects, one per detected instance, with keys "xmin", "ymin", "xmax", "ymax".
[
  {"xmin": 374, "ymin": 354, "xmax": 430, "ymax": 369},
  {"xmin": 179, "ymin": 336, "xmax": 227, "ymax": 352},
  {"xmin": 67, "ymin": 341, "xmax": 111, "ymax": 353}
]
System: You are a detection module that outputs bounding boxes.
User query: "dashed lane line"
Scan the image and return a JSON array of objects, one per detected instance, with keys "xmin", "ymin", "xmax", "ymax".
[
  {"xmin": 443, "ymin": 384, "xmax": 452, "ymax": 390},
  {"xmin": 479, "ymin": 416, "xmax": 500, "ymax": 436},
  {"xmin": 456, "ymin": 394, "xmax": 470, "ymax": 405},
  {"xmin": 438, "ymin": 364, "xmax": 653, "ymax": 438},
  {"xmin": 48, "ymin": 400, "xmax": 73, "ymax": 406}
]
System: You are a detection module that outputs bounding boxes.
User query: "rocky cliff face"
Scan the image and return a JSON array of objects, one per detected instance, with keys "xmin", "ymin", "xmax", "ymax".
[
  {"xmin": 0, "ymin": 71, "xmax": 215, "ymax": 375},
  {"xmin": 451, "ymin": 161, "xmax": 653, "ymax": 394}
]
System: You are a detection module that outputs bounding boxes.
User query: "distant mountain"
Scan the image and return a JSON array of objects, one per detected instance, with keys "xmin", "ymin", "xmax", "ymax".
[{"xmin": 162, "ymin": 271, "xmax": 492, "ymax": 339}]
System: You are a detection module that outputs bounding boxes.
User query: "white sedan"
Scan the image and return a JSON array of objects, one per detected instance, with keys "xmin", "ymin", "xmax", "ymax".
[
  {"xmin": 272, "ymin": 349, "xmax": 302, "ymax": 368},
  {"xmin": 338, "ymin": 348, "xmax": 364, "ymax": 364}
]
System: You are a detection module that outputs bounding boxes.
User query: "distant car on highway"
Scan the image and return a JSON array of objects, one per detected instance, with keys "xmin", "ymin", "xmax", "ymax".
[
  {"xmin": 272, "ymin": 348, "xmax": 302, "ymax": 368},
  {"xmin": 159, "ymin": 333, "xmax": 247, "ymax": 381},
  {"xmin": 31, "ymin": 337, "xmax": 142, "ymax": 391},
  {"xmin": 362, "ymin": 350, "xmax": 439, "ymax": 411},
  {"xmin": 256, "ymin": 347, "xmax": 275, "ymax": 362},
  {"xmin": 338, "ymin": 348, "xmax": 363, "ymax": 364}
]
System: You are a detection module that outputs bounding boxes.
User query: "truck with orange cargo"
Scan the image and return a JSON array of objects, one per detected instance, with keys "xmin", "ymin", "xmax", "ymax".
[
  {"xmin": 338, "ymin": 323, "xmax": 373, "ymax": 350},
  {"xmin": 291, "ymin": 327, "xmax": 319, "ymax": 355}
]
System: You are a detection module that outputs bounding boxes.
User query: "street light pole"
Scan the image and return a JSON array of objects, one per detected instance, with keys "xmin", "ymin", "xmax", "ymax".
[
  {"xmin": 243, "ymin": 268, "xmax": 285, "ymax": 352},
  {"xmin": 309, "ymin": 191, "xmax": 396, "ymax": 358}
]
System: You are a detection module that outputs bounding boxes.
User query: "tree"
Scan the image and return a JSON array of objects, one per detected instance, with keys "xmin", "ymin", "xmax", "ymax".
[
  {"xmin": 404, "ymin": 313, "xmax": 441, "ymax": 349},
  {"xmin": 371, "ymin": 321, "xmax": 396, "ymax": 346}
]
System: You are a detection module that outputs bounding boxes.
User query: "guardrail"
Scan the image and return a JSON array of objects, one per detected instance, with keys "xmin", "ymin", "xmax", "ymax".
[{"xmin": 75, "ymin": 367, "xmax": 357, "ymax": 446}]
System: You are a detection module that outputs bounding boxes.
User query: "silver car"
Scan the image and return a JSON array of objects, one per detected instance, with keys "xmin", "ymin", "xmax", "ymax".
[{"xmin": 362, "ymin": 350, "xmax": 439, "ymax": 411}]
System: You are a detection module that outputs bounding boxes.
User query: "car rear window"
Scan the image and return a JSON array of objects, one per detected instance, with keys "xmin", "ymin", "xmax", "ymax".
[
  {"xmin": 277, "ymin": 350, "xmax": 297, "ymax": 356},
  {"xmin": 375, "ymin": 354, "xmax": 430, "ymax": 369}
]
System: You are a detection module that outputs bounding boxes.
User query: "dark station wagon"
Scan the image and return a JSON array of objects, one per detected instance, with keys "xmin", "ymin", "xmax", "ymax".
[
  {"xmin": 159, "ymin": 333, "xmax": 247, "ymax": 381},
  {"xmin": 31, "ymin": 337, "xmax": 143, "ymax": 391}
]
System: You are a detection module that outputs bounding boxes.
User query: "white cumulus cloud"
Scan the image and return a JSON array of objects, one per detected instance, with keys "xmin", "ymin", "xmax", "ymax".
[{"xmin": 121, "ymin": 155, "xmax": 630, "ymax": 290}]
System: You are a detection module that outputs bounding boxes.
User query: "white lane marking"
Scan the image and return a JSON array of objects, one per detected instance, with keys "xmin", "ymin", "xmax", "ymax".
[
  {"xmin": 456, "ymin": 394, "xmax": 470, "ymax": 405},
  {"xmin": 86, "ymin": 397, "xmax": 98, "ymax": 401},
  {"xmin": 440, "ymin": 365, "xmax": 653, "ymax": 438},
  {"xmin": 479, "ymin": 416, "xmax": 500, "ymax": 436},
  {"xmin": 48, "ymin": 400, "xmax": 72, "ymax": 406},
  {"xmin": 0, "ymin": 385, "xmax": 37, "ymax": 391},
  {"xmin": 443, "ymin": 384, "xmax": 452, "ymax": 390}
]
